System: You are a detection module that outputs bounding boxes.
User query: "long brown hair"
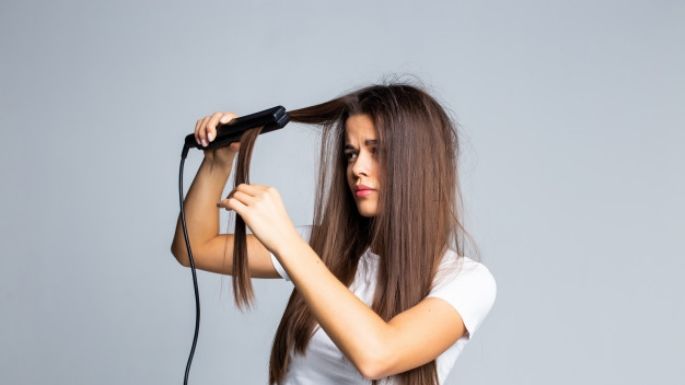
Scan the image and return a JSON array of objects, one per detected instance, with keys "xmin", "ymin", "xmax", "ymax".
[{"xmin": 228, "ymin": 80, "xmax": 478, "ymax": 385}]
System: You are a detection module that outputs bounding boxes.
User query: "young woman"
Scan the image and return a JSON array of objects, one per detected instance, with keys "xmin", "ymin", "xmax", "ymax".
[{"xmin": 170, "ymin": 82, "xmax": 497, "ymax": 385}]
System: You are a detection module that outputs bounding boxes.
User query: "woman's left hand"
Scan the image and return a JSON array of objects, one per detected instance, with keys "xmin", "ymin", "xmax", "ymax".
[{"xmin": 218, "ymin": 183, "xmax": 302, "ymax": 256}]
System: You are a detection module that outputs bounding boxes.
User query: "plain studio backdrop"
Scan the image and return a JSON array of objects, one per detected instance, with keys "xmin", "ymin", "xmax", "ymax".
[{"xmin": 1, "ymin": 1, "xmax": 683, "ymax": 384}]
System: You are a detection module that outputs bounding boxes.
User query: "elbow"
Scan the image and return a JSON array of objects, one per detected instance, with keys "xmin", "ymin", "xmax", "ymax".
[
  {"xmin": 359, "ymin": 360, "xmax": 387, "ymax": 381},
  {"xmin": 356, "ymin": 325, "xmax": 396, "ymax": 380},
  {"xmin": 359, "ymin": 365, "xmax": 381, "ymax": 381},
  {"xmin": 170, "ymin": 245, "xmax": 189, "ymax": 267},
  {"xmin": 357, "ymin": 348, "xmax": 391, "ymax": 381}
]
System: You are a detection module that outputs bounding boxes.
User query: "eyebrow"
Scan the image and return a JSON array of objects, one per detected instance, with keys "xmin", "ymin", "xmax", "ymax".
[{"xmin": 344, "ymin": 139, "xmax": 378, "ymax": 150}]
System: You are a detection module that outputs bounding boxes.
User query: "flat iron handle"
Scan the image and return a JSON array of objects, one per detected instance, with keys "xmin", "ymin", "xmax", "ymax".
[{"xmin": 184, "ymin": 105, "xmax": 290, "ymax": 150}]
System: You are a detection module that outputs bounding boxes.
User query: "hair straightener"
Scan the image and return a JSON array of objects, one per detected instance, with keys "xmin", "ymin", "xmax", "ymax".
[
  {"xmin": 183, "ymin": 105, "xmax": 290, "ymax": 155},
  {"xmin": 177, "ymin": 105, "xmax": 290, "ymax": 385}
]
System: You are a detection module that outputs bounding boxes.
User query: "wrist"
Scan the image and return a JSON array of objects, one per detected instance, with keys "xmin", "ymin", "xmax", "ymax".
[
  {"xmin": 203, "ymin": 151, "xmax": 236, "ymax": 168},
  {"xmin": 276, "ymin": 234, "xmax": 309, "ymax": 263}
]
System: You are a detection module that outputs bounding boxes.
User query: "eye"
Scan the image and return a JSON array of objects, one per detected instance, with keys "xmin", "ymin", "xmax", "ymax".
[{"xmin": 344, "ymin": 151, "xmax": 357, "ymax": 161}]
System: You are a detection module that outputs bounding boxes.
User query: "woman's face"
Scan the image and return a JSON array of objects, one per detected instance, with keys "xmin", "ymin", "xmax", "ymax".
[{"xmin": 344, "ymin": 114, "xmax": 380, "ymax": 217}]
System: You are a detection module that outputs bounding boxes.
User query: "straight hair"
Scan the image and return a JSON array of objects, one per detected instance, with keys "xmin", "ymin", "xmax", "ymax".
[{"xmin": 226, "ymin": 79, "xmax": 479, "ymax": 385}]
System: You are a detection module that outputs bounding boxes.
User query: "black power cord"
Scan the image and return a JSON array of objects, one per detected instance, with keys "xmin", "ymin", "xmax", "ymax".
[
  {"xmin": 178, "ymin": 144, "xmax": 201, "ymax": 385},
  {"xmin": 175, "ymin": 106, "xmax": 289, "ymax": 385}
]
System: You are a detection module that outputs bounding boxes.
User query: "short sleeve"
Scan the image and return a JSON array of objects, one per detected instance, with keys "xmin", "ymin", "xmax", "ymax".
[
  {"xmin": 427, "ymin": 253, "xmax": 497, "ymax": 340},
  {"xmin": 270, "ymin": 224, "xmax": 313, "ymax": 281}
]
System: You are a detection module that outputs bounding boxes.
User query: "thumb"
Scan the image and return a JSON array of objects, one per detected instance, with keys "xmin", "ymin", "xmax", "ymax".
[{"xmin": 219, "ymin": 114, "xmax": 235, "ymax": 124}]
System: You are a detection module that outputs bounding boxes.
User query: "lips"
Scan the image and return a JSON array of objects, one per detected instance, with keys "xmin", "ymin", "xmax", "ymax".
[
  {"xmin": 354, "ymin": 184, "xmax": 374, "ymax": 192},
  {"xmin": 354, "ymin": 184, "xmax": 375, "ymax": 198}
]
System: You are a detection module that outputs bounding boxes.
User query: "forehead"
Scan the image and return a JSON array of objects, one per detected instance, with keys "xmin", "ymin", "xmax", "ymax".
[{"xmin": 344, "ymin": 114, "xmax": 377, "ymax": 142}]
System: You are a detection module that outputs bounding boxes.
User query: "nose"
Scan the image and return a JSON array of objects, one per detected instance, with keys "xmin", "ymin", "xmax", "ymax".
[{"xmin": 351, "ymin": 150, "xmax": 372, "ymax": 177}]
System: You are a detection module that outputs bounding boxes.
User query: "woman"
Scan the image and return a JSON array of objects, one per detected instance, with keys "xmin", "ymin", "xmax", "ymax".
[{"xmin": 170, "ymin": 82, "xmax": 497, "ymax": 385}]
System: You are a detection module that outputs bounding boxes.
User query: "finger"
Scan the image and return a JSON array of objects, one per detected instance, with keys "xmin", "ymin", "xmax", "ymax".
[
  {"xmin": 206, "ymin": 112, "xmax": 223, "ymax": 143},
  {"xmin": 199, "ymin": 116, "xmax": 210, "ymax": 146},
  {"xmin": 224, "ymin": 190, "xmax": 257, "ymax": 206},
  {"xmin": 194, "ymin": 118, "xmax": 203, "ymax": 146},
  {"xmin": 244, "ymin": 184, "xmax": 276, "ymax": 197},
  {"xmin": 219, "ymin": 112, "xmax": 237, "ymax": 125},
  {"xmin": 218, "ymin": 113, "xmax": 238, "ymax": 146},
  {"xmin": 217, "ymin": 199, "xmax": 233, "ymax": 210},
  {"xmin": 223, "ymin": 197, "xmax": 247, "ymax": 216},
  {"xmin": 250, "ymin": 184, "xmax": 272, "ymax": 191},
  {"xmin": 235, "ymin": 183, "xmax": 269, "ymax": 194}
]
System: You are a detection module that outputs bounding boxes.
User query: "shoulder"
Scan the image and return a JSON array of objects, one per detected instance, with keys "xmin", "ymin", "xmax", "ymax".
[
  {"xmin": 427, "ymin": 250, "xmax": 497, "ymax": 339},
  {"xmin": 433, "ymin": 249, "xmax": 497, "ymax": 292}
]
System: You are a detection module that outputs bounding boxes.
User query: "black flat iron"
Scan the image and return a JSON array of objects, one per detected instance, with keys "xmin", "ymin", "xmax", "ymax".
[
  {"xmin": 177, "ymin": 104, "xmax": 290, "ymax": 385},
  {"xmin": 184, "ymin": 105, "xmax": 290, "ymax": 151}
]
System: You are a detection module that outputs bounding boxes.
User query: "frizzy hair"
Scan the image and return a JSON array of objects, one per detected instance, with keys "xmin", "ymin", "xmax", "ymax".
[{"xmin": 226, "ymin": 80, "xmax": 479, "ymax": 385}]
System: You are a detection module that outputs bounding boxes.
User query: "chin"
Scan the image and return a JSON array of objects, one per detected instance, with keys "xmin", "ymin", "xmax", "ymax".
[{"xmin": 356, "ymin": 205, "xmax": 378, "ymax": 217}]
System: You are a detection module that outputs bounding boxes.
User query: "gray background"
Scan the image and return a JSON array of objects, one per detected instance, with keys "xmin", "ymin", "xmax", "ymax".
[{"xmin": 1, "ymin": 0, "xmax": 683, "ymax": 384}]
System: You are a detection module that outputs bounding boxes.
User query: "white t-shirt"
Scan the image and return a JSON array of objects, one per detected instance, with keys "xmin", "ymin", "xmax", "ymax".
[{"xmin": 269, "ymin": 225, "xmax": 497, "ymax": 385}]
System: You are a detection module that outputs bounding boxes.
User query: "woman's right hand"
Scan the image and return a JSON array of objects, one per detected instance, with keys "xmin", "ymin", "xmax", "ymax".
[{"xmin": 195, "ymin": 111, "xmax": 242, "ymax": 164}]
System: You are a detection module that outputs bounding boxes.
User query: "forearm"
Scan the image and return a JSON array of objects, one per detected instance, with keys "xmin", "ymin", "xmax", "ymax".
[
  {"xmin": 275, "ymin": 240, "xmax": 392, "ymax": 378},
  {"xmin": 171, "ymin": 156, "xmax": 234, "ymax": 262}
]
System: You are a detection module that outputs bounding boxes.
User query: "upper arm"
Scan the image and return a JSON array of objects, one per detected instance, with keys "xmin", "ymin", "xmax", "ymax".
[
  {"xmin": 177, "ymin": 234, "xmax": 282, "ymax": 279},
  {"xmin": 370, "ymin": 262, "xmax": 497, "ymax": 380},
  {"xmin": 370, "ymin": 297, "xmax": 466, "ymax": 379}
]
